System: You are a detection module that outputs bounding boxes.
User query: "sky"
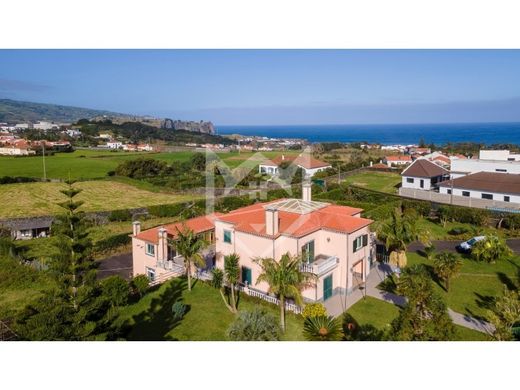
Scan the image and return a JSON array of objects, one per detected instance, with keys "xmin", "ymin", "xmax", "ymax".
[{"xmin": 1, "ymin": 49, "xmax": 520, "ymax": 125}]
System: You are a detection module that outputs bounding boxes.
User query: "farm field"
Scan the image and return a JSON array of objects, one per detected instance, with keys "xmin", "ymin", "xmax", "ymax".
[
  {"xmin": 0, "ymin": 180, "xmax": 197, "ymax": 218},
  {"xmin": 343, "ymin": 171, "xmax": 401, "ymax": 193},
  {"xmin": 0, "ymin": 149, "xmax": 301, "ymax": 180}
]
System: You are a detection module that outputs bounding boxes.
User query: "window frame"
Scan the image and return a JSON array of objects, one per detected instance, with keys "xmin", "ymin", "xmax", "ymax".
[
  {"xmin": 481, "ymin": 193, "xmax": 493, "ymax": 200},
  {"xmin": 504, "ymin": 195, "xmax": 511, "ymax": 202},
  {"xmin": 406, "ymin": 177, "xmax": 414, "ymax": 184},
  {"xmin": 223, "ymin": 229, "xmax": 232, "ymax": 244},
  {"xmin": 462, "ymin": 191, "xmax": 470, "ymax": 197},
  {"xmin": 145, "ymin": 243, "xmax": 155, "ymax": 257}
]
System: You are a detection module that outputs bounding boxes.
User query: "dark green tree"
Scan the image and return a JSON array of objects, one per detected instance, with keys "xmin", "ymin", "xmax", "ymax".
[
  {"xmin": 16, "ymin": 181, "xmax": 116, "ymax": 340},
  {"xmin": 391, "ymin": 265, "xmax": 455, "ymax": 341}
]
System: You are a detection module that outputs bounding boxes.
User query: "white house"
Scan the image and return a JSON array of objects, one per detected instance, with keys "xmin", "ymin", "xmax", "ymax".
[
  {"xmin": 107, "ymin": 141, "xmax": 123, "ymax": 149},
  {"xmin": 451, "ymin": 151, "xmax": 520, "ymax": 178},
  {"xmin": 33, "ymin": 121, "xmax": 59, "ymax": 131},
  {"xmin": 383, "ymin": 155, "xmax": 412, "ymax": 167},
  {"xmin": 259, "ymin": 154, "xmax": 332, "ymax": 177},
  {"xmin": 479, "ymin": 150, "xmax": 520, "ymax": 161},
  {"xmin": 438, "ymin": 172, "xmax": 520, "ymax": 205},
  {"xmin": 401, "ymin": 158, "xmax": 450, "ymax": 190}
]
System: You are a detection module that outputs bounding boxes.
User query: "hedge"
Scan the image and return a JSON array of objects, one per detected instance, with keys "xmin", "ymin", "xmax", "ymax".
[
  {"xmin": 438, "ymin": 204, "xmax": 490, "ymax": 226},
  {"xmin": 95, "ymin": 233, "xmax": 132, "ymax": 253}
]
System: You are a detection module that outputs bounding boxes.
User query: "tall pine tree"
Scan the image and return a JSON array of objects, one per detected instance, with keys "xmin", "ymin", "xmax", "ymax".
[{"xmin": 16, "ymin": 180, "xmax": 117, "ymax": 340}]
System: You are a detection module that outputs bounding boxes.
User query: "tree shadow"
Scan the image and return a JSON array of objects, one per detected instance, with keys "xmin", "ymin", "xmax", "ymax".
[
  {"xmin": 496, "ymin": 272, "xmax": 517, "ymax": 291},
  {"xmin": 123, "ymin": 278, "xmax": 190, "ymax": 341}
]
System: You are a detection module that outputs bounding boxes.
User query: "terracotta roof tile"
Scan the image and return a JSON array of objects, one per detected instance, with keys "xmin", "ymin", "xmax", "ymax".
[
  {"xmin": 216, "ymin": 201, "xmax": 371, "ymax": 238},
  {"xmin": 135, "ymin": 213, "xmax": 222, "ymax": 244}
]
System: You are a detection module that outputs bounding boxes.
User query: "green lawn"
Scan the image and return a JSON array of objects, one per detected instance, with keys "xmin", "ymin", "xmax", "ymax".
[
  {"xmin": 115, "ymin": 277, "xmax": 304, "ymax": 341},
  {"xmin": 0, "ymin": 180, "xmax": 197, "ymax": 218},
  {"xmin": 343, "ymin": 171, "xmax": 401, "ymax": 193},
  {"xmin": 0, "ymin": 149, "xmax": 301, "ymax": 180},
  {"xmin": 345, "ymin": 295, "xmax": 490, "ymax": 340},
  {"xmin": 407, "ymin": 252, "xmax": 520, "ymax": 319}
]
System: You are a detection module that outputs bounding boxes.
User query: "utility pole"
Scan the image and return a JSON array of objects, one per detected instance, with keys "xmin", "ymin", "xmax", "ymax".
[{"xmin": 41, "ymin": 131, "xmax": 47, "ymax": 181}]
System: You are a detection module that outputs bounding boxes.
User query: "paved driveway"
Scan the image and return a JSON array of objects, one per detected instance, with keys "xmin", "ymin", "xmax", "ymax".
[{"xmin": 97, "ymin": 252, "xmax": 132, "ymax": 280}]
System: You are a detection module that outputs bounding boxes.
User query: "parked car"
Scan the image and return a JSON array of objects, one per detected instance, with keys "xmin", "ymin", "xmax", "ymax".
[{"xmin": 456, "ymin": 236, "xmax": 486, "ymax": 253}]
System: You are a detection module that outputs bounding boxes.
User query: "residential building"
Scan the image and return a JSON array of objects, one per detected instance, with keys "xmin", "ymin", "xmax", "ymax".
[
  {"xmin": 450, "ymin": 150, "xmax": 520, "ymax": 178},
  {"xmin": 258, "ymin": 154, "xmax": 332, "ymax": 177},
  {"xmin": 0, "ymin": 217, "xmax": 53, "ymax": 240},
  {"xmin": 400, "ymin": 158, "xmax": 450, "ymax": 190},
  {"xmin": 383, "ymin": 155, "xmax": 412, "ymax": 167},
  {"xmin": 106, "ymin": 141, "xmax": 123, "ymax": 149},
  {"xmin": 438, "ymin": 171, "xmax": 520, "ymax": 204},
  {"xmin": 0, "ymin": 147, "xmax": 34, "ymax": 156},
  {"xmin": 132, "ymin": 214, "xmax": 221, "ymax": 282},
  {"xmin": 33, "ymin": 121, "xmax": 59, "ymax": 131},
  {"xmin": 132, "ymin": 184, "xmax": 375, "ymax": 304}
]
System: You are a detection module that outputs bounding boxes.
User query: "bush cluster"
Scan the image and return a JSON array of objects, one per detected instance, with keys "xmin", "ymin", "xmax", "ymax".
[
  {"xmin": 438, "ymin": 205, "xmax": 490, "ymax": 226},
  {"xmin": 95, "ymin": 233, "xmax": 131, "ymax": 254}
]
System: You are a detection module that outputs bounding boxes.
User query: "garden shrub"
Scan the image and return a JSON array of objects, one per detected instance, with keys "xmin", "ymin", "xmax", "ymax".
[
  {"xmin": 101, "ymin": 275, "xmax": 130, "ymax": 307},
  {"xmin": 227, "ymin": 308, "xmax": 280, "ymax": 341},
  {"xmin": 302, "ymin": 302, "xmax": 327, "ymax": 319},
  {"xmin": 215, "ymin": 195, "xmax": 254, "ymax": 212},
  {"xmin": 131, "ymin": 274, "xmax": 149, "ymax": 297},
  {"xmin": 171, "ymin": 301, "xmax": 187, "ymax": 321},
  {"xmin": 0, "ymin": 176, "xmax": 38, "ymax": 185},
  {"xmin": 448, "ymin": 227, "xmax": 470, "ymax": 236}
]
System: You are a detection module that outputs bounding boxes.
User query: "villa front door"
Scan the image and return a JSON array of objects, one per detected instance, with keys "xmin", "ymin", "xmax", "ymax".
[{"xmin": 323, "ymin": 274, "xmax": 333, "ymax": 300}]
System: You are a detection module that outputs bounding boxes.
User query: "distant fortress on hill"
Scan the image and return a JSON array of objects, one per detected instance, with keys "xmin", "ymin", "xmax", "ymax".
[{"xmin": 161, "ymin": 119, "xmax": 215, "ymax": 135}]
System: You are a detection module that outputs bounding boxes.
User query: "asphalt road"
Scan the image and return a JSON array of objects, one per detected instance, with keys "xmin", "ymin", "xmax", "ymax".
[{"xmin": 97, "ymin": 252, "xmax": 132, "ymax": 280}]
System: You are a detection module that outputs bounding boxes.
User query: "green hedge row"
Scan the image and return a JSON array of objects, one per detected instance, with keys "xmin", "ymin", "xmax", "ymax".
[{"xmin": 95, "ymin": 233, "xmax": 132, "ymax": 253}]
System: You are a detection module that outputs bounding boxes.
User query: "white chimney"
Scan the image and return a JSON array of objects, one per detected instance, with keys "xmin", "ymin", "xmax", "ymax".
[
  {"xmin": 132, "ymin": 221, "xmax": 141, "ymax": 236},
  {"xmin": 157, "ymin": 227, "xmax": 167, "ymax": 261},
  {"xmin": 302, "ymin": 182, "xmax": 312, "ymax": 202},
  {"xmin": 265, "ymin": 207, "xmax": 279, "ymax": 235}
]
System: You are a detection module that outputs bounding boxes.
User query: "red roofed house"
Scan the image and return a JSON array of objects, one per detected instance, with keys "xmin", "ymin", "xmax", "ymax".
[
  {"xmin": 383, "ymin": 155, "xmax": 412, "ymax": 167},
  {"xmin": 132, "ymin": 183, "xmax": 375, "ymax": 306},
  {"xmin": 259, "ymin": 153, "xmax": 332, "ymax": 177}
]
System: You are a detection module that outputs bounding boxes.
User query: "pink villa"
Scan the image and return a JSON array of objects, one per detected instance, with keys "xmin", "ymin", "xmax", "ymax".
[{"xmin": 132, "ymin": 184, "xmax": 375, "ymax": 305}]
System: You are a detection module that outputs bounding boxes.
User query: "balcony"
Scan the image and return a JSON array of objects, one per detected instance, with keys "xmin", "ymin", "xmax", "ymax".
[{"xmin": 300, "ymin": 254, "xmax": 339, "ymax": 276}]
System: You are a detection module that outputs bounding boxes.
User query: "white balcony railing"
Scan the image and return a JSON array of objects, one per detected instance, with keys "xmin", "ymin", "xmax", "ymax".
[{"xmin": 299, "ymin": 255, "xmax": 338, "ymax": 276}]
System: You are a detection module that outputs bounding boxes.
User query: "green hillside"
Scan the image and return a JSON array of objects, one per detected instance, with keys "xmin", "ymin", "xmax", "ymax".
[{"xmin": 0, "ymin": 98, "xmax": 124, "ymax": 123}]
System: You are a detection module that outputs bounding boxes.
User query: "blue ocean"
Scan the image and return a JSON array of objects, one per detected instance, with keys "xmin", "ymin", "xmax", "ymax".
[{"xmin": 217, "ymin": 122, "xmax": 520, "ymax": 145}]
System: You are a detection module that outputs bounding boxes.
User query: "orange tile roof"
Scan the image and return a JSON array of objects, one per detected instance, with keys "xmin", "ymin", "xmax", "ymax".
[
  {"xmin": 135, "ymin": 213, "xmax": 221, "ymax": 244},
  {"xmin": 216, "ymin": 201, "xmax": 372, "ymax": 238},
  {"xmin": 432, "ymin": 155, "xmax": 450, "ymax": 164},
  {"xmin": 385, "ymin": 155, "xmax": 412, "ymax": 161}
]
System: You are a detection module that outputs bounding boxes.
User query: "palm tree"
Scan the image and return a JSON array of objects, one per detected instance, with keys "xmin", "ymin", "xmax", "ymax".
[
  {"xmin": 211, "ymin": 253, "xmax": 240, "ymax": 313},
  {"xmin": 376, "ymin": 207, "xmax": 430, "ymax": 267},
  {"xmin": 172, "ymin": 226, "xmax": 208, "ymax": 291},
  {"xmin": 303, "ymin": 315, "xmax": 342, "ymax": 341},
  {"xmin": 224, "ymin": 253, "xmax": 240, "ymax": 312},
  {"xmin": 254, "ymin": 252, "xmax": 315, "ymax": 332},
  {"xmin": 433, "ymin": 252, "xmax": 462, "ymax": 291},
  {"xmin": 471, "ymin": 235, "xmax": 512, "ymax": 264}
]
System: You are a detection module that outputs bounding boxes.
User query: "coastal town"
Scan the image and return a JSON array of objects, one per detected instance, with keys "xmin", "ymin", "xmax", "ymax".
[{"xmin": 1, "ymin": 103, "xmax": 520, "ymax": 343}]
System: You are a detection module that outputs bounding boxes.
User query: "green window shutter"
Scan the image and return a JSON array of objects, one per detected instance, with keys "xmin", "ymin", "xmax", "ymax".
[
  {"xmin": 224, "ymin": 230, "xmax": 232, "ymax": 243},
  {"xmin": 323, "ymin": 274, "xmax": 333, "ymax": 300},
  {"xmin": 362, "ymin": 234, "xmax": 368, "ymax": 247},
  {"xmin": 241, "ymin": 266, "xmax": 252, "ymax": 285}
]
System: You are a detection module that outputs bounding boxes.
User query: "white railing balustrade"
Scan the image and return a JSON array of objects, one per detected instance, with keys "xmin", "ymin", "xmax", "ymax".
[
  {"xmin": 299, "ymin": 256, "xmax": 338, "ymax": 276},
  {"xmin": 237, "ymin": 285, "xmax": 302, "ymax": 314}
]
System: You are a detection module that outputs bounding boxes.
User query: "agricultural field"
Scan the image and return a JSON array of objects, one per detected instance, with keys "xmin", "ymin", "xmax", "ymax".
[
  {"xmin": 0, "ymin": 149, "xmax": 301, "ymax": 180},
  {"xmin": 0, "ymin": 180, "xmax": 197, "ymax": 218},
  {"xmin": 343, "ymin": 171, "xmax": 401, "ymax": 193}
]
